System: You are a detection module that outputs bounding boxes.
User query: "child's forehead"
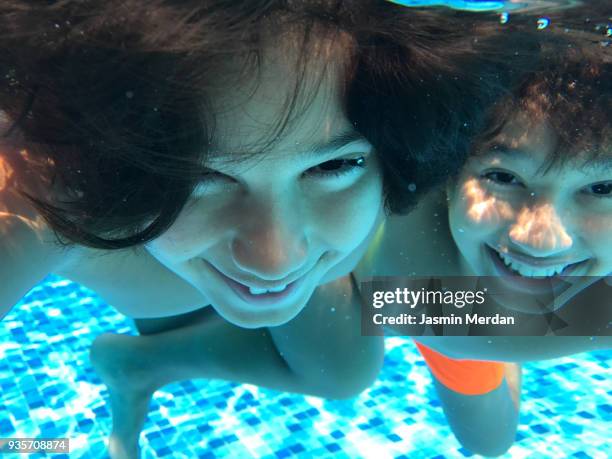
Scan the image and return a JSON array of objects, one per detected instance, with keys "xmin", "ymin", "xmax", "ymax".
[
  {"xmin": 476, "ymin": 111, "xmax": 612, "ymax": 173},
  {"xmin": 207, "ymin": 128, "xmax": 371, "ymax": 166}
]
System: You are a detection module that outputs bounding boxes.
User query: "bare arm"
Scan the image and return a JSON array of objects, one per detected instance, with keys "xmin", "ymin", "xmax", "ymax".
[
  {"xmin": 94, "ymin": 274, "xmax": 385, "ymax": 400},
  {"xmin": 267, "ymin": 274, "xmax": 385, "ymax": 398}
]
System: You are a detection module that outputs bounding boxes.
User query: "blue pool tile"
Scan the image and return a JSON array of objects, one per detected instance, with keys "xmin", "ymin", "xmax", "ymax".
[
  {"xmin": 208, "ymin": 438, "xmax": 225, "ymax": 449},
  {"xmin": 571, "ymin": 453, "xmax": 593, "ymax": 459},
  {"xmin": 289, "ymin": 443, "xmax": 305, "ymax": 453},
  {"xmin": 458, "ymin": 447, "xmax": 474, "ymax": 457},
  {"xmin": 370, "ymin": 416, "xmax": 384, "ymax": 427},
  {"xmin": 0, "ymin": 418, "xmax": 14, "ymax": 433},
  {"xmin": 0, "ymin": 275, "xmax": 609, "ymax": 459},
  {"xmin": 156, "ymin": 446, "xmax": 173, "ymax": 456},
  {"xmin": 246, "ymin": 417, "xmax": 261, "ymax": 426},
  {"xmin": 287, "ymin": 423, "xmax": 301, "ymax": 432},
  {"xmin": 530, "ymin": 424, "xmax": 549, "ymax": 434},
  {"xmin": 223, "ymin": 434, "xmax": 238, "ymax": 444},
  {"xmin": 275, "ymin": 448, "xmax": 291, "ymax": 458},
  {"xmin": 559, "ymin": 420, "xmax": 583, "ymax": 435}
]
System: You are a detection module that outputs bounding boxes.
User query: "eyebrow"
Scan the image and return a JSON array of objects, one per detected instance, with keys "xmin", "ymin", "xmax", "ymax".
[
  {"xmin": 307, "ymin": 130, "xmax": 370, "ymax": 158},
  {"xmin": 484, "ymin": 143, "xmax": 529, "ymax": 159}
]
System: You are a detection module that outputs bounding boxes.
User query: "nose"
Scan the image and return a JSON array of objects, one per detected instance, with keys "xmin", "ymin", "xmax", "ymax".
[
  {"xmin": 231, "ymin": 201, "xmax": 309, "ymax": 281},
  {"xmin": 508, "ymin": 202, "xmax": 573, "ymax": 257}
]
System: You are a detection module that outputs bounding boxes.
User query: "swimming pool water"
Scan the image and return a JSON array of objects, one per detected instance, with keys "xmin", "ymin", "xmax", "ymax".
[{"xmin": 0, "ymin": 275, "xmax": 610, "ymax": 458}]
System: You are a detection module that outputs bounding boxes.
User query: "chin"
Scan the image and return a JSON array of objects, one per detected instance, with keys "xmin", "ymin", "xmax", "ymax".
[{"xmin": 214, "ymin": 303, "xmax": 305, "ymax": 329}]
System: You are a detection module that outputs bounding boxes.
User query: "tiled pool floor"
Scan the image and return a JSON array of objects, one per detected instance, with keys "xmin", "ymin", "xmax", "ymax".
[{"xmin": 0, "ymin": 275, "xmax": 610, "ymax": 458}]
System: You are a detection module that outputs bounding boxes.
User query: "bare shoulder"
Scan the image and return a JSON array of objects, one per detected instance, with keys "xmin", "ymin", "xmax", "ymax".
[
  {"xmin": 0, "ymin": 185, "xmax": 72, "ymax": 318},
  {"xmin": 0, "ymin": 118, "xmax": 79, "ymax": 316},
  {"xmin": 57, "ymin": 244, "xmax": 210, "ymax": 319}
]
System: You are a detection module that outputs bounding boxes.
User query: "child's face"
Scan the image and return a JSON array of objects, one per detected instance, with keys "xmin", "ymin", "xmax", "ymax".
[
  {"xmin": 448, "ymin": 112, "xmax": 611, "ymax": 307},
  {"xmin": 145, "ymin": 48, "xmax": 384, "ymax": 328}
]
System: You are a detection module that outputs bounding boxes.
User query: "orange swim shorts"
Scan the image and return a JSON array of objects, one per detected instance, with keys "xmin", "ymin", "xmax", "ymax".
[{"xmin": 414, "ymin": 341, "xmax": 505, "ymax": 396}]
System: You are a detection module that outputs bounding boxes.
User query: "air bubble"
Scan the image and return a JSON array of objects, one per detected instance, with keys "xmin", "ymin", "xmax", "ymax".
[
  {"xmin": 500, "ymin": 12, "xmax": 509, "ymax": 24},
  {"xmin": 407, "ymin": 183, "xmax": 417, "ymax": 192},
  {"xmin": 537, "ymin": 17, "xmax": 550, "ymax": 30}
]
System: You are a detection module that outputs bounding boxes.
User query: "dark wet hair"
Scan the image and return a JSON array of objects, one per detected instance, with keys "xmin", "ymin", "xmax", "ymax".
[
  {"xmin": 0, "ymin": 0, "xmax": 541, "ymax": 249},
  {"xmin": 472, "ymin": 9, "xmax": 612, "ymax": 169}
]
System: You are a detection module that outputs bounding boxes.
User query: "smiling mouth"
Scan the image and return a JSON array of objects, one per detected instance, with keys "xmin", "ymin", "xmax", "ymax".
[
  {"xmin": 223, "ymin": 274, "xmax": 303, "ymax": 305},
  {"xmin": 487, "ymin": 245, "xmax": 587, "ymax": 279},
  {"xmin": 199, "ymin": 258, "xmax": 318, "ymax": 307}
]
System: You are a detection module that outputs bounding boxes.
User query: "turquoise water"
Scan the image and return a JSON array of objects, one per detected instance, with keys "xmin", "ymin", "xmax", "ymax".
[
  {"xmin": 1, "ymin": 1, "xmax": 610, "ymax": 458},
  {"xmin": 386, "ymin": 0, "xmax": 582, "ymax": 12},
  {"xmin": 0, "ymin": 276, "xmax": 609, "ymax": 458}
]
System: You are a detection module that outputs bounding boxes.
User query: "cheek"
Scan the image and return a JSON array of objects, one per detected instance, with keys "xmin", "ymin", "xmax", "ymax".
[
  {"xmin": 579, "ymin": 214, "xmax": 612, "ymax": 267},
  {"xmin": 448, "ymin": 181, "xmax": 511, "ymax": 244},
  {"xmin": 144, "ymin": 206, "xmax": 221, "ymax": 263},
  {"xmin": 145, "ymin": 230, "xmax": 194, "ymax": 265},
  {"xmin": 312, "ymin": 175, "xmax": 383, "ymax": 250}
]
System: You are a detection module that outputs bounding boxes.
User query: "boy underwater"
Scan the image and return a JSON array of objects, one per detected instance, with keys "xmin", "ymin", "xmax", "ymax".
[
  {"xmin": 356, "ymin": 35, "xmax": 612, "ymax": 455},
  {"xmin": 0, "ymin": 1, "xmax": 537, "ymax": 458}
]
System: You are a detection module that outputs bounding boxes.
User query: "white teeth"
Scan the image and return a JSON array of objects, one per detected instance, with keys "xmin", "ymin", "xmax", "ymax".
[
  {"xmin": 495, "ymin": 250, "xmax": 569, "ymax": 278},
  {"xmin": 248, "ymin": 284, "xmax": 288, "ymax": 295}
]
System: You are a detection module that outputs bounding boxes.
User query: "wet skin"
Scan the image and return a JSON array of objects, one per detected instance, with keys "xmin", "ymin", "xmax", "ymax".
[
  {"xmin": 144, "ymin": 43, "xmax": 384, "ymax": 328},
  {"xmin": 354, "ymin": 110, "xmax": 612, "ymax": 357},
  {"xmin": 448, "ymin": 113, "xmax": 612, "ymax": 313}
]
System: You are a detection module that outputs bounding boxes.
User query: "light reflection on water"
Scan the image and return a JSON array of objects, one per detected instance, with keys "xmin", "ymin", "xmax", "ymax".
[{"xmin": 386, "ymin": 0, "xmax": 584, "ymax": 12}]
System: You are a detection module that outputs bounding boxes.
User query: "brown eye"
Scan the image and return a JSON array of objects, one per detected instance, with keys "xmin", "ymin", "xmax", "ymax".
[
  {"xmin": 586, "ymin": 181, "xmax": 612, "ymax": 196},
  {"xmin": 306, "ymin": 157, "xmax": 366, "ymax": 178},
  {"xmin": 482, "ymin": 170, "xmax": 524, "ymax": 187}
]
